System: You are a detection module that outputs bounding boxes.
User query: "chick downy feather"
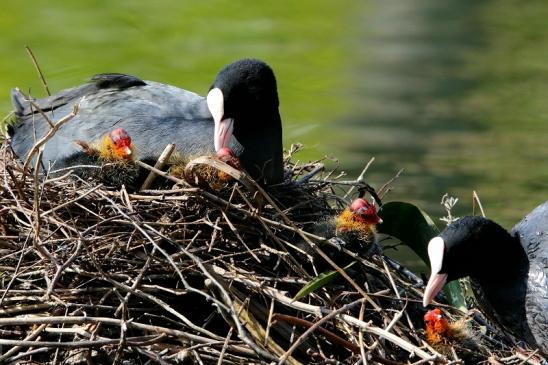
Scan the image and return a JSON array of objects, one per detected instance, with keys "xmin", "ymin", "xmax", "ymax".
[
  {"xmin": 423, "ymin": 308, "xmax": 488, "ymax": 361},
  {"xmin": 64, "ymin": 129, "xmax": 145, "ymax": 190}
]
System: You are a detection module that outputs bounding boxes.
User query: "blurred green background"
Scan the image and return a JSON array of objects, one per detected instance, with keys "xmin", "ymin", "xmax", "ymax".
[{"xmin": 1, "ymin": 0, "xmax": 547, "ymax": 269}]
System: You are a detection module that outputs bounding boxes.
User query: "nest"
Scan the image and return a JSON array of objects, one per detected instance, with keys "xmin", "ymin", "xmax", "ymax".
[{"xmin": 0, "ymin": 138, "xmax": 542, "ymax": 365}]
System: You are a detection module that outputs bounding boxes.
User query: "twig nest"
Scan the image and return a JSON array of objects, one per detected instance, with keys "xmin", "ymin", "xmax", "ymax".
[{"xmin": 183, "ymin": 155, "xmax": 255, "ymax": 192}]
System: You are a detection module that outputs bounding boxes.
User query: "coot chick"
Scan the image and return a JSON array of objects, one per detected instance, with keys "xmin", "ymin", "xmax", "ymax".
[
  {"xmin": 216, "ymin": 147, "xmax": 242, "ymax": 183},
  {"xmin": 216, "ymin": 147, "xmax": 241, "ymax": 170},
  {"xmin": 300, "ymin": 198, "xmax": 383, "ymax": 271},
  {"xmin": 9, "ymin": 59, "xmax": 283, "ymax": 184},
  {"xmin": 423, "ymin": 202, "xmax": 548, "ymax": 354},
  {"xmin": 333, "ymin": 198, "xmax": 382, "ymax": 245},
  {"xmin": 424, "ymin": 308, "xmax": 452, "ymax": 346},
  {"xmin": 423, "ymin": 308, "xmax": 485, "ymax": 361},
  {"xmin": 61, "ymin": 128, "xmax": 146, "ymax": 190},
  {"xmin": 74, "ymin": 127, "xmax": 134, "ymax": 161}
]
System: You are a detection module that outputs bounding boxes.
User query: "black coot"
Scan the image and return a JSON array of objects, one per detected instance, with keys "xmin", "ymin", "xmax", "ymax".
[
  {"xmin": 423, "ymin": 201, "xmax": 548, "ymax": 354},
  {"xmin": 9, "ymin": 59, "xmax": 283, "ymax": 184}
]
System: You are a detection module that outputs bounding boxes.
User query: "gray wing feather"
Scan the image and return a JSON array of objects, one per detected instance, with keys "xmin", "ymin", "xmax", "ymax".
[
  {"xmin": 512, "ymin": 201, "xmax": 548, "ymax": 354},
  {"xmin": 10, "ymin": 78, "xmax": 215, "ymax": 168}
]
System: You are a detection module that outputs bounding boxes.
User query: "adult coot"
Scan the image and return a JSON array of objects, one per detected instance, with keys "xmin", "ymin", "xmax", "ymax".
[
  {"xmin": 423, "ymin": 202, "xmax": 548, "ymax": 354},
  {"xmin": 9, "ymin": 59, "xmax": 283, "ymax": 184}
]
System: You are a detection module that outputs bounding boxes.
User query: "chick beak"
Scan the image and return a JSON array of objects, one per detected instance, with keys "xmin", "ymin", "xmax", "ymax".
[{"xmin": 121, "ymin": 146, "xmax": 132, "ymax": 158}]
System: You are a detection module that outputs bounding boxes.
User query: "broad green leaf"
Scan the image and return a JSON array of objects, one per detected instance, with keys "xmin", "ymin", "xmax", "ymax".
[
  {"xmin": 377, "ymin": 201, "xmax": 439, "ymax": 264},
  {"xmin": 293, "ymin": 262, "xmax": 356, "ymax": 301}
]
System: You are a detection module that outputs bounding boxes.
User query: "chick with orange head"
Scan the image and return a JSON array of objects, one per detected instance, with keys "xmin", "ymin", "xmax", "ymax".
[
  {"xmin": 97, "ymin": 128, "xmax": 134, "ymax": 161},
  {"xmin": 74, "ymin": 128, "xmax": 134, "ymax": 161},
  {"xmin": 422, "ymin": 307, "xmax": 482, "ymax": 359},
  {"xmin": 171, "ymin": 146, "xmax": 243, "ymax": 188},
  {"xmin": 424, "ymin": 308, "xmax": 451, "ymax": 345},
  {"xmin": 64, "ymin": 128, "xmax": 145, "ymax": 190},
  {"xmin": 335, "ymin": 198, "xmax": 382, "ymax": 243},
  {"xmin": 297, "ymin": 198, "xmax": 383, "ymax": 272}
]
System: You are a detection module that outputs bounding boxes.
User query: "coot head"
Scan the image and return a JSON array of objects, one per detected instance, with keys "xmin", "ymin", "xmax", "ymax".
[
  {"xmin": 207, "ymin": 59, "xmax": 283, "ymax": 184},
  {"xmin": 423, "ymin": 216, "xmax": 523, "ymax": 306},
  {"xmin": 207, "ymin": 59, "xmax": 279, "ymax": 151}
]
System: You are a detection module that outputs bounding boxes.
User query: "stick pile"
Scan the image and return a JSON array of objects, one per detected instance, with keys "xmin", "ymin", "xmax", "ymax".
[{"xmin": 0, "ymin": 141, "xmax": 537, "ymax": 364}]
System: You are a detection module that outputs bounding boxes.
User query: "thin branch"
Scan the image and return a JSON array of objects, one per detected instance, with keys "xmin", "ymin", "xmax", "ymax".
[{"xmin": 25, "ymin": 46, "xmax": 51, "ymax": 96}]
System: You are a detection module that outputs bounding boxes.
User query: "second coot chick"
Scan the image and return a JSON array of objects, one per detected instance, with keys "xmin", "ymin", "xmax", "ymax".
[
  {"xmin": 333, "ymin": 198, "xmax": 383, "ymax": 246},
  {"xmin": 423, "ymin": 308, "xmax": 486, "ymax": 362}
]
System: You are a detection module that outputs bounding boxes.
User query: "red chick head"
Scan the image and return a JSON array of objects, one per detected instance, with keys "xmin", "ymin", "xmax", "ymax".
[
  {"xmin": 109, "ymin": 128, "xmax": 133, "ymax": 159},
  {"xmin": 424, "ymin": 308, "xmax": 449, "ymax": 344},
  {"xmin": 217, "ymin": 147, "xmax": 241, "ymax": 170},
  {"xmin": 350, "ymin": 198, "xmax": 382, "ymax": 225}
]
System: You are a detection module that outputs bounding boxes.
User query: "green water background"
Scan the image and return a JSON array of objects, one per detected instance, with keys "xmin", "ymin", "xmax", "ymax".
[{"xmin": 1, "ymin": 0, "xmax": 547, "ymax": 270}]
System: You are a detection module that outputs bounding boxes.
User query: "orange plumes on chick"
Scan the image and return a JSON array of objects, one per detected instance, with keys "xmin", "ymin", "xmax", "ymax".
[
  {"xmin": 98, "ymin": 128, "xmax": 134, "ymax": 161},
  {"xmin": 335, "ymin": 198, "xmax": 382, "ymax": 241},
  {"xmin": 424, "ymin": 308, "xmax": 450, "ymax": 345},
  {"xmin": 69, "ymin": 128, "xmax": 142, "ymax": 190},
  {"xmin": 424, "ymin": 308, "xmax": 471, "ymax": 353},
  {"xmin": 424, "ymin": 309, "xmax": 487, "ymax": 362},
  {"xmin": 75, "ymin": 128, "xmax": 134, "ymax": 162}
]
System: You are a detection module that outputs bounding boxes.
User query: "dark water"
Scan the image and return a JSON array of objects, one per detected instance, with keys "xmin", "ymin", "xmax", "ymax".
[{"xmin": 2, "ymin": 0, "xmax": 547, "ymax": 270}]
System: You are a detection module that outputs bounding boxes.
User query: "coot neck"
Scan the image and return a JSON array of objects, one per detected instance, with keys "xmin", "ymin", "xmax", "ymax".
[
  {"xmin": 233, "ymin": 109, "xmax": 283, "ymax": 184},
  {"xmin": 469, "ymin": 231, "xmax": 528, "ymax": 283},
  {"xmin": 470, "ymin": 233, "xmax": 533, "ymax": 344}
]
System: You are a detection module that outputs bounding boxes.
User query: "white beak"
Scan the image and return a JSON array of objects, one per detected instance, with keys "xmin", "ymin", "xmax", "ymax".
[
  {"xmin": 423, "ymin": 236, "xmax": 448, "ymax": 306},
  {"xmin": 207, "ymin": 88, "xmax": 234, "ymax": 151},
  {"xmin": 122, "ymin": 146, "xmax": 132, "ymax": 157}
]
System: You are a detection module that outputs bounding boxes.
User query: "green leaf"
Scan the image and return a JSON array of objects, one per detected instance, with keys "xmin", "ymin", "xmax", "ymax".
[
  {"xmin": 293, "ymin": 261, "xmax": 356, "ymax": 301},
  {"xmin": 377, "ymin": 201, "xmax": 439, "ymax": 264},
  {"xmin": 377, "ymin": 201, "xmax": 467, "ymax": 311},
  {"xmin": 444, "ymin": 281, "xmax": 466, "ymax": 310}
]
